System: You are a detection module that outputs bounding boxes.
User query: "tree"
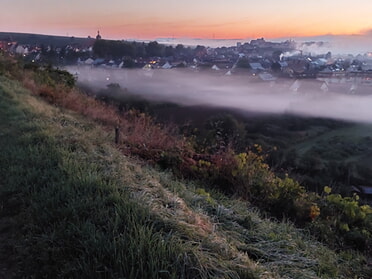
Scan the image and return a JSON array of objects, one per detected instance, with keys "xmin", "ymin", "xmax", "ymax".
[
  {"xmin": 93, "ymin": 39, "xmax": 109, "ymax": 58},
  {"xmin": 175, "ymin": 44, "xmax": 184, "ymax": 57},
  {"xmin": 194, "ymin": 45, "xmax": 206, "ymax": 58},
  {"xmin": 236, "ymin": 58, "xmax": 250, "ymax": 69},
  {"xmin": 164, "ymin": 45, "xmax": 174, "ymax": 57},
  {"xmin": 146, "ymin": 41, "xmax": 163, "ymax": 57},
  {"xmin": 135, "ymin": 42, "xmax": 146, "ymax": 58},
  {"xmin": 272, "ymin": 50, "xmax": 283, "ymax": 61},
  {"xmin": 271, "ymin": 62, "xmax": 281, "ymax": 72},
  {"xmin": 93, "ymin": 40, "xmax": 136, "ymax": 59},
  {"xmin": 204, "ymin": 114, "xmax": 246, "ymax": 152}
]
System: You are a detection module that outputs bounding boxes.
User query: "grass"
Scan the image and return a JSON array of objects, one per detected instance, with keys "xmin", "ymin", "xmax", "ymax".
[
  {"xmin": 289, "ymin": 122, "xmax": 372, "ymax": 189},
  {"xmin": 0, "ymin": 74, "xmax": 371, "ymax": 278},
  {"xmin": 294, "ymin": 124, "xmax": 372, "ymax": 157},
  {"xmin": 157, "ymin": 176, "xmax": 370, "ymax": 279},
  {"xmin": 0, "ymin": 76, "xmax": 242, "ymax": 278}
]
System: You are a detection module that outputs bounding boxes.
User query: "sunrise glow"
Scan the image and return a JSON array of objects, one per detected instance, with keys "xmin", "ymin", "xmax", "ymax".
[{"xmin": 1, "ymin": 0, "xmax": 372, "ymax": 41}]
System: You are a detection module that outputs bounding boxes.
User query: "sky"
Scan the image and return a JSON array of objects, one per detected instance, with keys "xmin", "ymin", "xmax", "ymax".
[{"xmin": 2, "ymin": 0, "xmax": 372, "ymax": 47}]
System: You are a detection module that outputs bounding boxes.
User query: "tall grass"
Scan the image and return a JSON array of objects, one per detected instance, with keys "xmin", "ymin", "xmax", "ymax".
[
  {"xmin": 0, "ymin": 76, "xmax": 253, "ymax": 278},
  {"xmin": 170, "ymin": 184, "xmax": 371, "ymax": 279}
]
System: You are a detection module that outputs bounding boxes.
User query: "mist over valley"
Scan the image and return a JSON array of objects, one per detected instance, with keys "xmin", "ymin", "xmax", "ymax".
[{"xmin": 67, "ymin": 66, "xmax": 372, "ymax": 124}]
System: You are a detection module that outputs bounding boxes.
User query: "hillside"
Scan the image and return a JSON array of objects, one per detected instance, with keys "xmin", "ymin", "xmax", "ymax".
[
  {"xmin": 0, "ymin": 32, "xmax": 93, "ymax": 47},
  {"xmin": 80, "ymin": 77, "xmax": 372, "ymax": 196},
  {"xmin": 0, "ymin": 55, "xmax": 371, "ymax": 278}
]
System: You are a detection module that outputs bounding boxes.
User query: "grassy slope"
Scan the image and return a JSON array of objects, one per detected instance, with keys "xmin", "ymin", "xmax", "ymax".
[
  {"xmin": 294, "ymin": 124, "xmax": 372, "ymax": 157},
  {"xmin": 290, "ymin": 123, "xmax": 372, "ymax": 184},
  {"xmin": 0, "ymin": 32, "xmax": 93, "ymax": 48},
  {"xmin": 0, "ymin": 76, "xmax": 369, "ymax": 278}
]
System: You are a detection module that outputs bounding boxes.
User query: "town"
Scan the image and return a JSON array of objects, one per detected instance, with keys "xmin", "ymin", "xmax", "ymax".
[{"xmin": 2, "ymin": 31, "xmax": 372, "ymax": 95}]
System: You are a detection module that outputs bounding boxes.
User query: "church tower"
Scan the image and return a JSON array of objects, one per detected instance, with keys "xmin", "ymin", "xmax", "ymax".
[{"xmin": 96, "ymin": 30, "xmax": 102, "ymax": 40}]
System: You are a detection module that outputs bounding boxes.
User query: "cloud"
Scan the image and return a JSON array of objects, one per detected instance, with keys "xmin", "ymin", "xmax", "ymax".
[{"xmin": 360, "ymin": 28, "xmax": 372, "ymax": 37}]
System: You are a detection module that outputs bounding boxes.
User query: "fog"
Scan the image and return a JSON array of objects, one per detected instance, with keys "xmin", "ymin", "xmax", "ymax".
[
  {"xmin": 293, "ymin": 34, "xmax": 372, "ymax": 56},
  {"xmin": 66, "ymin": 66, "xmax": 372, "ymax": 123},
  {"xmin": 158, "ymin": 34, "xmax": 372, "ymax": 56}
]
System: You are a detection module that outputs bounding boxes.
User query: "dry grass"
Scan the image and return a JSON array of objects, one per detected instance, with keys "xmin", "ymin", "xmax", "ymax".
[{"xmin": 21, "ymin": 71, "xmax": 190, "ymax": 166}]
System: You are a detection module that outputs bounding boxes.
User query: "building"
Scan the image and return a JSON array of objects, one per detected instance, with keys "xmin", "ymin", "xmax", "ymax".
[
  {"xmin": 352, "ymin": 185, "xmax": 372, "ymax": 205},
  {"xmin": 96, "ymin": 30, "xmax": 102, "ymax": 40}
]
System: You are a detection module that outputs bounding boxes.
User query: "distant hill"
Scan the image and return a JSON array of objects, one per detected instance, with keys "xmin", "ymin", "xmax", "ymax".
[{"xmin": 0, "ymin": 31, "xmax": 95, "ymax": 47}]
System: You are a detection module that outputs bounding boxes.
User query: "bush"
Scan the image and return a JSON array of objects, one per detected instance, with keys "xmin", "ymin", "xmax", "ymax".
[
  {"xmin": 32, "ymin": 65, "xmax": 76, "ymax": 88},
  {"xmin": 309, "ymin": 186, "xmax": 372, "ymax": 251},
  {"xmin": 187, "ymin": 147, "xmax": 311, "ymax": 221}
]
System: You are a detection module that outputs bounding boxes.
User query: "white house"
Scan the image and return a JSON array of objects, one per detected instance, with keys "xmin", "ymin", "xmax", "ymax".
[
  {"xmin": 15, "ymin": 45, "xmax": 26, "ymax": 55},
  {"xmin": 162, "ymin": 61, "xmax": 172, "ymax": 69}
]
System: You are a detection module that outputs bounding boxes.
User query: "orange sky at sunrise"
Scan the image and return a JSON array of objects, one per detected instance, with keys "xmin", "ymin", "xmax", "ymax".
[{"xmin": 1, "ymin": 0, "xmax": 372, "ymax": 41}]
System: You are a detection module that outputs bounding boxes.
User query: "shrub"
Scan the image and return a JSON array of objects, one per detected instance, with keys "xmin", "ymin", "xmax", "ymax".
[
  {"xmin": 309, "ymin": 186, "xmax": 372, "ymax": 251},
  {"xmin": 187, "ymin": 147, "xmax": 311, "ymax": 221},
  {"xmin": 31, "ymin": 65, "xmax": 76, "ymax": 88}
]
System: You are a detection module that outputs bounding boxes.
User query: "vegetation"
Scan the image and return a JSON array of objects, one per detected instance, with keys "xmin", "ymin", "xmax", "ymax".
[
  {"xmin": 310, "ymin": 187, "xmax": 372, "ymax": 251},
  {"xmin": 143, "ymin": 101, "xmax": 372, "ymax": 196},
  {"xmin": 0, "ymin": 75, "xmax": 254, "ymax": 278},
  {"xmin": 92, "ymin": 39, "xmax": 206, "ymax": 61},
  {"xmin": 0, "ymin": 52, "xmax": 371, "ymax": 278}
]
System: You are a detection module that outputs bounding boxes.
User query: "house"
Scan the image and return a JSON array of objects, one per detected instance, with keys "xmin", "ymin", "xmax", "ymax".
[
  {"xmin": 287, "ymin": 58, "xmax": 311, "ymax": 77},
  {"xmin": 249, "ymin": 62, "xmax": 265, "ymax": 72},
  {"xmin": 289, "ymin": 79, "xmax": 327, "ymax": 94},
  {"xmin": 161, "ymin": 61, "xmax": 172, "ymax": 69},
  {"xmin": 15, "ymin": 45, "xmax": 27, "ymax": 55},
  {"xmin": 250, "ymin": 38, "xmax": 266, "ymax": 47},
  {"xmin": 258, "ymin": 72, "xmax": 277, "ymax": 82},
  {"xmin": 352, "ymin": 185, "xmax": 372, "ymax": 204},
  {"xmin": 93, "ymin": 58, "xmax": 105, "ymax": 66},
  {"xmin": 142, "ymin": 64, "xmax": 154, "ymax": 78},
  {"xmin": 0, "ymin": 41, "xmax": 7, "ymax": 50},
  {"xmin": 290, "ymin": 79, "xmax": 301, "ymax": 93},
  {"xmin": 317, "ymin": 67, "xmax": 334, "ymax": 78},
  {"xmin": 361, "ymin": 62, "xmax": 372, "ymax": 71},
  {"xmin": 107, "ymin": 60, "xmax": 117, "ymax": 67},
  {"xmin": 84, "ymin": 58, "xmax": 94, "ymax": 65},
  {"xmin": 278, "ymin": 61, "xmax": 288, "ymax": 69},
  {"xmin": 142, "ymin": 63, "xmax": 153, "ymax": 70},
  {"xmin": 320, "ymin": 82, "xmax": 329, "ymax": 92}
]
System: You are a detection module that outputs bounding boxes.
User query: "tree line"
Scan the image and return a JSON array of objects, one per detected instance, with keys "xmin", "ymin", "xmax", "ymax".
[{"xmin": 92, "ymin": 39, "xmax": 207, "ymax": 60}]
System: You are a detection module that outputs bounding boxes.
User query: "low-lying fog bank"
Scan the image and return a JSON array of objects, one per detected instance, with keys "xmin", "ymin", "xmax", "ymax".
[{"xmin": 66, "ymin": 66, "xmax": 372, "ymax": 123}]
